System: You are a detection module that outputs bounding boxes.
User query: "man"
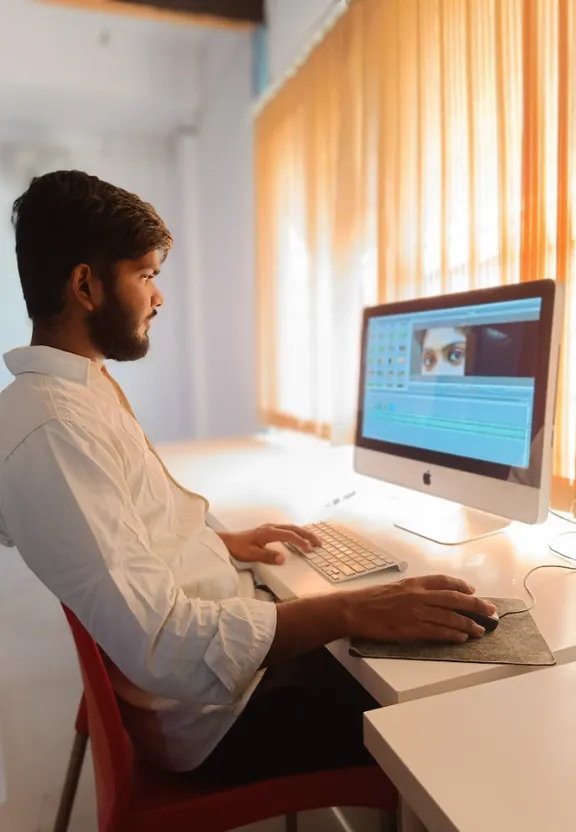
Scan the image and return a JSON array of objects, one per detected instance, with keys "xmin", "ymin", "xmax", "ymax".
[{"xmin": 0, "ymin": 171, "xmax": 494, "ymax": 784}]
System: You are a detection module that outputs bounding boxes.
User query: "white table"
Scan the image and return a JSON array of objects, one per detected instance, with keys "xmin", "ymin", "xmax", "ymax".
[
  {"xmin": 158, "ymin": 436, "xmax": 576, "ymax": 708},
  {"xmin": 157, "ymin": 435, "xmax": 576, "ymax": 831},
  {"xmin": 364, "ymin": 662, "xmax": 576, "ymax": 832}
]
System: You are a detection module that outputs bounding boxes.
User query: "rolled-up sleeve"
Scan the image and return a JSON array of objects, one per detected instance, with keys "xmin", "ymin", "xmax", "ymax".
[{"xmin": 0, "ymin": 419, "xmax": 277, "ymax": 704}]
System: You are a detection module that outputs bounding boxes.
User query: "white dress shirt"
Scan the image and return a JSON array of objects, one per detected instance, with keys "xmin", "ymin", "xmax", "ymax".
[{"xmin": 0, "ymin": 346, "xmax": 277, "ymax": 772}]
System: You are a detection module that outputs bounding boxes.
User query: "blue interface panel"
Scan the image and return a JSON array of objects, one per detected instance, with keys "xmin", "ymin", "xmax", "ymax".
[{"xmin": 361, "ymin": 298, "xmax": 542, "ymax": 468}]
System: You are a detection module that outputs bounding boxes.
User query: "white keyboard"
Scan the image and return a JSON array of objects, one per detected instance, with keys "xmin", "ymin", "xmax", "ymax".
[{"xmin": 286, "ymin": 521, "xmax": 408, "ymax": 584}]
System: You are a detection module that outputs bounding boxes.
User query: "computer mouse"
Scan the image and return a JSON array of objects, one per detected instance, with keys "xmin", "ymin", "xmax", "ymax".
[{"xmin": 453, "ymin": 608, "xmax": 500, "ymax": 632}]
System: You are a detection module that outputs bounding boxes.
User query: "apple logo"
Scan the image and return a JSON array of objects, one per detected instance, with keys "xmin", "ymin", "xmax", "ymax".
[{"xmin": 423, "ymin": 471, "xmax": 432, "ymax": 486}]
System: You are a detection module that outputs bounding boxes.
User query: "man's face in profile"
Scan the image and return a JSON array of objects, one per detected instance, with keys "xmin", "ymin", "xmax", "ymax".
[{"xmin": 87, "ymin": 251, "xmax": 163, "ymax": 362}]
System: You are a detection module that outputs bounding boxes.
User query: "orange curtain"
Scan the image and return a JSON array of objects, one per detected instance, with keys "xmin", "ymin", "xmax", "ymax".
[
  {"xmin": 377, "ymin": 0, "xmax": 523, "ymax": 301},
  {"xmin": 256, "ymin": 1, "xmax": 381, "ymax": 442},
  {"xmin": 256, "ymin": 0, "xmax": 576, "ymax": 501}
]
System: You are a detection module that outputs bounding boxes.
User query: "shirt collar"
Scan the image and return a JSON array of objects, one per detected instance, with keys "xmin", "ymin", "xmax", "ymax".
[{"xmin": 3, "ymin": 346, "xmax": 104, "ymax": 387}]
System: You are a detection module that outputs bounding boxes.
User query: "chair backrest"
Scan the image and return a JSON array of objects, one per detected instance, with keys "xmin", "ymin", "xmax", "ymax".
[{"xmin": 62, "ymin": 605, "xmax": 134, "ymax": 832}]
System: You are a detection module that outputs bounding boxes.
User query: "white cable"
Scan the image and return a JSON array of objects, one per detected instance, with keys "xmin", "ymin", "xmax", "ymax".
[
  {"xmin": 549, "ymin": 509, "xmax": 576, "ymax": 525},
  {"xmin": 499, "ymin": 515, "xmax": 576, "ymax": 619},
  {"xmin": 549, "ymin": 530, "xmax": 576, "ymax": 561},
  {"xmin": 500, "ymin": 560, "xmax": 576, "ymax": 620}
]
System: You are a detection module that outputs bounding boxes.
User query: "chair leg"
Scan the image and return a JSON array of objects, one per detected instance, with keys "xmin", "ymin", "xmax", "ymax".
[
  {"xmin": 285, "ymin": 812, "xmax": 298, "ymax": 832},
  {"xmin": 53, "ymin": 730, "xmax": 89, "ymax": 832},
  {"xmin": 380, "ymin": 809, "xmax": 399, "ymax": 832}
]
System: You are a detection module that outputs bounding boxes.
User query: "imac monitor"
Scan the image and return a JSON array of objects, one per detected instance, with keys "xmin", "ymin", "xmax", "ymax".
[{"xmin": 354, "ymin": 280, "xmax": 564, "ymax": 544}]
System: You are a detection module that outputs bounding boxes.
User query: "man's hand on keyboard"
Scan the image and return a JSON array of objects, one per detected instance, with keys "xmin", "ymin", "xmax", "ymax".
[
  {"xmin": 219, "ymin": 524, "xmax": 322, "ymax": 566},
  {"xmin": 347, "ymin": 575, "xmax": 497, "ymax": 644}
]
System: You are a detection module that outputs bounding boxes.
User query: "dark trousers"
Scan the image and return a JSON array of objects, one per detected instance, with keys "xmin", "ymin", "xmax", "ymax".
[{"xmin": 194, "ymin": 648, "xmax": 379, "ymax": 788}]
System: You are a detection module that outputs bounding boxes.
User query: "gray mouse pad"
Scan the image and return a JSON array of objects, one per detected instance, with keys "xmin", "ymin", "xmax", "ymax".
[{"xmin": 349, "ymin": 597, "xmax": 556, "ymax": 666}]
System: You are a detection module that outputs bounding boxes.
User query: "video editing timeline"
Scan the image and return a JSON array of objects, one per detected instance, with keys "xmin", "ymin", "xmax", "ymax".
[{"xmin": 362, "ymin": 298, "xmax": 542, "ymax": 468}]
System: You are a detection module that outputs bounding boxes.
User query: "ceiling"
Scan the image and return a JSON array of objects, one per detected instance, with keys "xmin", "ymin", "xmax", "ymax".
[
  {"xmin": 40, "ymin": 0, "xmax": 265, "ymax": 26},
  {"xmin": 0, "ymin": 0, "xmax": 256, "ymax": 138},
  {"xmin": 121, "ymin": 0, "xmax": 263, "ymax": 23}
]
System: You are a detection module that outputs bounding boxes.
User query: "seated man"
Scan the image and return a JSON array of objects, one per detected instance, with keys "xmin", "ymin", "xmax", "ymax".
[{"xmin": 0, "ymin": 172, "xmax": 494, "ymax": 784}]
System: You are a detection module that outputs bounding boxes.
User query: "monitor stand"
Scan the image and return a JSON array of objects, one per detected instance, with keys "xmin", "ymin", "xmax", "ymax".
[{"xmin": 394, "ymin": 500, "xmax": 511, "ymax": 546}]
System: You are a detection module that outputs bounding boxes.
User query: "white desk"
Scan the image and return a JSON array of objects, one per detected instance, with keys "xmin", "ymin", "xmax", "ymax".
[
  {"xmin": 364, "ymin": 662, "xmax": 576, "ymax": 832},
  {"xmin": 158, "ymin": 436, "xmax": 576, "ymax": 708}
]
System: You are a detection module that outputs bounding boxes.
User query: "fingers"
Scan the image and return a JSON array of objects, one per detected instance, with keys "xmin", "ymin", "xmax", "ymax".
[
  {"xmin": 413, "ymin": 574, "xmax": 476, "ymax": 595},
  {"xmin": 422, "ymin": 606, "xmax": 486, "ymax": 639},
  {"xmin": 257, "ymin": 527, "xmax": 316, "ymax": 552},
  {"xmin": 399, "ymin": 623, "xmax": 472, "ymax": 644},
  {"xmin": 249, "ymin": 546, "xmax": 286, "ymax": 566},
  {"xmin": 271, "ymin": 524, "xmax": 322, "ymax": 548},
  {"xmin": 424, "ymin": 590, "xmax": 497, "ymax": 617}
]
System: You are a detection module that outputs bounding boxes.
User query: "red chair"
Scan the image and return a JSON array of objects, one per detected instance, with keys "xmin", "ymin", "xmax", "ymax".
[
  {"xmin": 54, "ymin": 605, "xmax": 398, "ymax": 832},
  {"xmin": 53, "ymin": 694, "xmax": 89, "ymax": 832}
]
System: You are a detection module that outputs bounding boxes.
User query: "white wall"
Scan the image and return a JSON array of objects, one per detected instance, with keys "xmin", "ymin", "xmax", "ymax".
[
  {"xmin": 0, "ymin": 3, "xmax": 266, "ymax": 444},
  {"xmin": 265, "ymin": 0, "xmax": 339, "ymax": 82},
  {"xmin": 193, "ymin": 30, "xmax": 259, "ymax": 438},
  {"xmin": 88, "ymin": 136, "xmax": 194, "ymax": 444},
  {"xmin": 184, "ymin": 3, "xmax": 345, "ymax": 440},
  {"xmin": 0, "ymin": 132, "xmax": 193, "ymax": 443},
  {"xmin": 0, "ymin": 0, "xmax": 204, "ymax": 444},
  {"xmin": 0, "ymin": 0, "xmax": 201, "ymax": 134},
  {"xmin": 1, "ymin": 0, "xmax": 348, "ymax": 445}
]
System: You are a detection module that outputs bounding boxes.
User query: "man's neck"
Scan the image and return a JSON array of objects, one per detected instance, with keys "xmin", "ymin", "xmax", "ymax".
[{"xmin": 31, "ymin": 325, "xmax": 102, "ymax": 363}]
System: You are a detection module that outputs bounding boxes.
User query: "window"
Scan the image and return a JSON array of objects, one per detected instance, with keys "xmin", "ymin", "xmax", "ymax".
[{"xmin": 256, "ymin": 0, "xmax": 576, "ymax": 495}]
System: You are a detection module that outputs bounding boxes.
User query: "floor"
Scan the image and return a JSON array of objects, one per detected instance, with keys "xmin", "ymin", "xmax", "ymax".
[{"xmin": 0, "ymin": 436, "xmax": 388, "ymax": 832}]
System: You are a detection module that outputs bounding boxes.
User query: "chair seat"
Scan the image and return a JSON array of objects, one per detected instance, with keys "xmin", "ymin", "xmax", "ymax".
[
  {"xmin": 59, "ymin": 605, "xmax": 399, "ymax": 832},
  {"xmin": 128, "ymin": 762, "xmax": 398, "ymax": 832}
]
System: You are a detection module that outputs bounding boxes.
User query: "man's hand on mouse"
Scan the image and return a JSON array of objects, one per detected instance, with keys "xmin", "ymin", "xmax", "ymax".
[
  {"xmin": 219, "ymin": 530, "xmax": 495, "ymax": 644},
  {"xmin": 218, "ymin": 524, "xmax": 322, "ymax": 565},
  {"xmin": 343, "ymin": 575, "xmax": 497, "ymax": 644}
]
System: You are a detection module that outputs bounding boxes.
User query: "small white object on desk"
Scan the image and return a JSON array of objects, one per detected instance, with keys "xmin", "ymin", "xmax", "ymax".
[{"xmin": 364, "ymin": 662, "xmax": 576, "ymax": 832}]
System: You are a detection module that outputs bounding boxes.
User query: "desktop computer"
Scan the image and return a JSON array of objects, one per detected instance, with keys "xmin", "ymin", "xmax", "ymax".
[
  {"xmin": 290, "ymin": 279, "xmax": 564, "ymax": 583},
  {"xmin": 354, "ymin": 279, "xmax": 564, "ymax": 544}
]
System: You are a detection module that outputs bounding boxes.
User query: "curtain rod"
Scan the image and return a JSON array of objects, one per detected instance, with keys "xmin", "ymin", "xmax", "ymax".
[{"xmin": 252, "ymin": 0, "xmax": 351, "ymax": 116}]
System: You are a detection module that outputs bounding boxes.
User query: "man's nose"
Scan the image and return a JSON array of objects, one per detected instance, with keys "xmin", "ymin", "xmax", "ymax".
[{"xmin": 152, "ymin": 286, "xmax": 164, "ymax": 308}]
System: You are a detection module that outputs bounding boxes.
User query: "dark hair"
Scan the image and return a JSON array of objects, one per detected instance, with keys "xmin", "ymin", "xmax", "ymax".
[{"xmin": 12, "ymin": 170, "xmax": 173, "ymax": 322}]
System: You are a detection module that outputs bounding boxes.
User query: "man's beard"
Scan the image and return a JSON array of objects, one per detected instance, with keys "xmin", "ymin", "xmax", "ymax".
[{"xmin": 87, "ymin": 286, "xmax": 152, "ymax": 362}]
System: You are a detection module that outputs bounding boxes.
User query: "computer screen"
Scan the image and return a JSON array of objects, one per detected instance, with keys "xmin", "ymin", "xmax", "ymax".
[
  {"xmin": 361, "ymin": 297, "xmax": 540, "ymax": 469},
  {"xmin": 354, "ymin": 280, "xmax": 563, "ymax": 529}
]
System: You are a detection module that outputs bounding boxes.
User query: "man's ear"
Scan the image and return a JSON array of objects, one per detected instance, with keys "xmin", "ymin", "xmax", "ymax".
[{"xmin": 71, "ymin": 264, "xmax": 104, "ymax": 312}]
